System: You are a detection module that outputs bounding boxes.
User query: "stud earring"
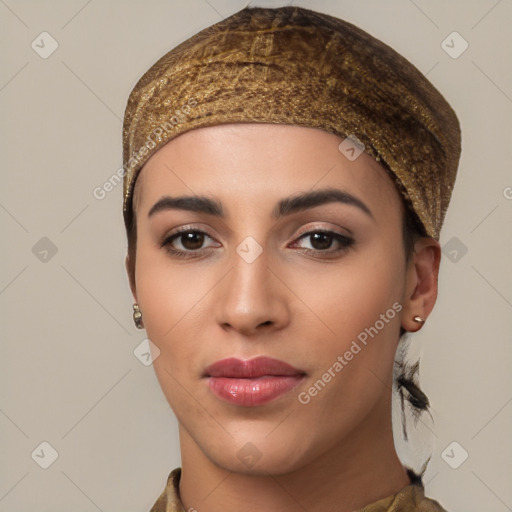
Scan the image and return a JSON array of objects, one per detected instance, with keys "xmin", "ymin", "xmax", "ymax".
[
  {"xmin": 413, "ymin": 315, "xmax": 425, "ymax": 324},
  {"xmin": 133, "ymin": 303, "xmax": 144, "ymax": 329}
]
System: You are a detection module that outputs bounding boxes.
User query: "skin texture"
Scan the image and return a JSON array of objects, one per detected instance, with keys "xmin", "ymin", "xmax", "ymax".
[{"xmin": 126, "ymin": 123, "xmax": 440, "ymax": 512}]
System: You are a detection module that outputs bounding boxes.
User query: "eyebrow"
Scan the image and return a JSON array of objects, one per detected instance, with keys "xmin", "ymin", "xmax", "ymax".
[{"xmin": 147, "ymin": 187, "xmax": 374, "ymax": 220}]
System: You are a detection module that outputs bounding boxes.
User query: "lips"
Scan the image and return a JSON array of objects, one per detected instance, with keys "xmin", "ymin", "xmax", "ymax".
[
  {"xmin": 204, "ymin": 356, "xmax": 306, "ymax": 407},
  {"xmin": 204, "ymin": 356, "xmax": 305, "ymax": 378}
]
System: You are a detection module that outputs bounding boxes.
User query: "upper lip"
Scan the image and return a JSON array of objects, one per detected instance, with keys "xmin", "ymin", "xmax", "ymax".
[{"xmin": 203, "ymin": 356, "xmax": 306, "ymax": 378}]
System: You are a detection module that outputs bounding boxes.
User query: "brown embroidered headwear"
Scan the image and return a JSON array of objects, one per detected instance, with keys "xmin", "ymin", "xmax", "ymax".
[{"xmin": 122, "ymin": 6, "xmax": 461, "ymax": 239}]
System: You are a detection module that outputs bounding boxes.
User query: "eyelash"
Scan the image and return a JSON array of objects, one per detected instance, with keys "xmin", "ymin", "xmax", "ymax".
[{"xmin": 160, "ymin": 227, "xmax": 355, "ymax": 260}]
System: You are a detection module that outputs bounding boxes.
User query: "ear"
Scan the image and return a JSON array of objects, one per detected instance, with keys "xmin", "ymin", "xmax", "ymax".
[
  {"xmin": 401, "ymin": 237, "xmax": 441, "ymax": 332},
  {"xmin": 125, "ymin": 254, "xmax": 137, "ymax": 302}
]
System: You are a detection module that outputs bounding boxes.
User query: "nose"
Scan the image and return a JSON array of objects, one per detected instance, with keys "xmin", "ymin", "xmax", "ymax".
[{"xmin": 213, "ymin": 250, "xmax": 290, "ymax": 337}]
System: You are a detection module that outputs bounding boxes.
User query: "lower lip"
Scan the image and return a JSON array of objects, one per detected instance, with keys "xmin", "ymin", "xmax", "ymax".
[{"xmin": 206, "ymin": 376, "xmax": 304, "ymax": 407}]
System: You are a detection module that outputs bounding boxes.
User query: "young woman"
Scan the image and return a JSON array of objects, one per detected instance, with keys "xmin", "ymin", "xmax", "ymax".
[{"xmin": 122, "ymin": 6, "xmax": 461, "ymax": 511}]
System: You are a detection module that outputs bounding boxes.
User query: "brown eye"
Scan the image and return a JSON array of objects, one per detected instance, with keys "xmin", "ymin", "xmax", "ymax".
[
  {"xmin": 161, "ymin": 229, "xmax": 221, "ymax": 259},
  {"xmin": 293, "ymin": 230, "xmax": 354, "ymax": 255},
  {"xmin": 179, "ymin": 232, "xmax": 205, "ymax": 250},
  {"xmin": 309, "ymin": 232, "xmax": 334, "ymax": 250}
]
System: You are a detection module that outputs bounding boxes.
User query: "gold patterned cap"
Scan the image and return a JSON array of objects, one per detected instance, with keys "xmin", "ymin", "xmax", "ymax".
[{"xmin": 122, "ymin": 5, "xmax": 461, "ymax": 239}]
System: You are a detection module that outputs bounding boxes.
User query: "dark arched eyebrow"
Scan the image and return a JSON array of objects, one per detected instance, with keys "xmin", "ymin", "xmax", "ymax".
[{"xmin": 147, "ymin": 187, "xmax": 374, "ymax": 220}]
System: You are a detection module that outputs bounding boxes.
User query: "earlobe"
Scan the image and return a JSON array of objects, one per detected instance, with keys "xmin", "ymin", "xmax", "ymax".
[
  {"xmin": 400, "ymin": 238, "xmax": 441, "ymax": 333},
  {"xmin": 125, "ymin": 254, "xmax": 137, "ymax": 301},
  {"xmin": 125, "ymin": 253, "xmax": 144, "ymax": 330}
]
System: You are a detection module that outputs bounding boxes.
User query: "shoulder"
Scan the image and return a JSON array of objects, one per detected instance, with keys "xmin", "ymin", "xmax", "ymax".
[
  {"xmin": 356, "ymin": 482, "xmax": 449, "ymax": 511},
  {"xmin": 409, "ymin": 484, "xmax": 449, "ymax": 512},
  {"xmin": 149, "ymin": 467, "xmax": 184, "ymax": 512}
]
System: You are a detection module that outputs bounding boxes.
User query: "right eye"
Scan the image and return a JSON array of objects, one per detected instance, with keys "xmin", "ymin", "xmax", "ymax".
[{"xmin": 161, "ymin": 228, "xmax": 221, "ymax": 259}]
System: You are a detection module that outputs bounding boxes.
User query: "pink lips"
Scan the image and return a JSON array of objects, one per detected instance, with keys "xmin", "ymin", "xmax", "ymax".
[{"xmin": 204, "ymin": 356, "xmax": 306, "ymax": 407}]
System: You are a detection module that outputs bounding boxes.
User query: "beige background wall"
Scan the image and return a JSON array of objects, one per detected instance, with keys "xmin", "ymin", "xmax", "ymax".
[{"xmin": 1, "ymin": 0, "xmax": 511, "ymax": 510}]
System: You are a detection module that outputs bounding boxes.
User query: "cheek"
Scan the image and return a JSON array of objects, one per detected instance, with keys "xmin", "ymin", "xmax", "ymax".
[
  {"xmin": 288, "ymin": 254, "xmax": 404, "ymax": 436},
  {"xmin": 133, "ymin": 236, "xmax": 217, "ymax": 374},
  {"xmin": 134, "ymin": 244, "xmax": 208, "ymax": 412},
  {"xmin": 134, "ymin": 237, "xmax": 186, "ymax": 342},
  {"xmin": 296, "ymin": 249, "xmax": 404, "ymax": 348},
  {"xmin": 290, "ymin": 246, "xmax": 406, "ymax": 408}
]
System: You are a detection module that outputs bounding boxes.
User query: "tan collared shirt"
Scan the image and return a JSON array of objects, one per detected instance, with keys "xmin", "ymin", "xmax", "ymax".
[{"xmin": 149, "ymin": 467, "xmax": 448, "ymax": 512}]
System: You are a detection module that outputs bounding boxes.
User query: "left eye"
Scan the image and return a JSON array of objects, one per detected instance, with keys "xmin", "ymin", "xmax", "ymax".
[{"xmin": 293, "ymin": 230, "xmax": 354, "ymax": 252}]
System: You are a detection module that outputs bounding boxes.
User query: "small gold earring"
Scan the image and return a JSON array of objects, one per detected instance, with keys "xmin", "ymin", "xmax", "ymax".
[
  {"xmin": 413, "ymin": 315, "xmax": 425, "ymax": 324},
  {"xmin": 133, "ymin": 303, "xmax": 144, "ymax": 329}
]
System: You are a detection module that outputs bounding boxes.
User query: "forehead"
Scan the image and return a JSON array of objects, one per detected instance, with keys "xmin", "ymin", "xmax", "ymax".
[{"xmin": 132, "ymin": 123, "xmax": 403, "ymax": 220}]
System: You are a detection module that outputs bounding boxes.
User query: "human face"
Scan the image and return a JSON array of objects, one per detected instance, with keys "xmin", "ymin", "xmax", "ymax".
[{"xmin": 130, "ymin": 123, "xmax": 409, "ymax": 474}]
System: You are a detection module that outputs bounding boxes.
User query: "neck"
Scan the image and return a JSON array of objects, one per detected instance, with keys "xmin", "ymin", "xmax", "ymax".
[{"xmin": 178, "ymin": 406, "xmax": 411, "ymax": 512}]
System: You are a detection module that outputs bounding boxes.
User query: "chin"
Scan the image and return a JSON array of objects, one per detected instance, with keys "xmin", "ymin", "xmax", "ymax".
[
  {"xmin": 200, "ymin": 427, "xmax": 315, "ymax": 476},
  {"xmin": 213, "ymin": 448, "xmax": 307, "ymax": 476}
]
